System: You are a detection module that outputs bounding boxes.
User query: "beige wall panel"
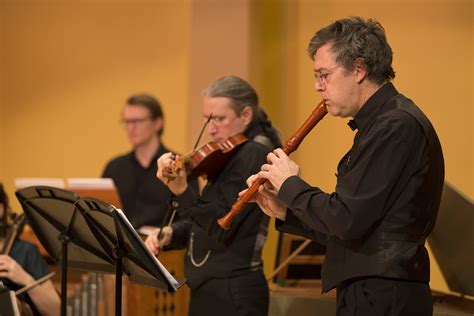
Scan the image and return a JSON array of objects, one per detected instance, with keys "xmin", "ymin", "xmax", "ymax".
[
  {"xmin": 249, "ymin": 0, "xmax": 292, "ymax": 279},
  {"xmin": 2, "ymin": 1, "xmax": 192, "ymax": 211},
  {"xmin": 187, "ymin": 0, "xmax": 251, "ymax": 146},
  {"xmin": 1, "ymin": 3, "xmax": 5, "ymax": 179}
]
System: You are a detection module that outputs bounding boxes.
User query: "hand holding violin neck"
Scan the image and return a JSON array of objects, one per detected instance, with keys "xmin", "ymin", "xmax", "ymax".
[
  {"xmin": 162, "ymin": 156, "xmax": 185, "ymax": 184},
  {"xmin": 164, "ymin": 134, "xmax": 249, "ymax": 184}
]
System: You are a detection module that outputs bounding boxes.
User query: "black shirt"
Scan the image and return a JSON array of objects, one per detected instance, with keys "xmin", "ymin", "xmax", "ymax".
[
  {"xmin": 102, "ymin": 144, "xmax": 174, "ymax": 228},
  {"xmin": 168, "ymin": 140, "xmax": 272, "ymax": 289},
  {"xmin": 276, "ymin": 83, "xmax": 444, "ymax": 291}
]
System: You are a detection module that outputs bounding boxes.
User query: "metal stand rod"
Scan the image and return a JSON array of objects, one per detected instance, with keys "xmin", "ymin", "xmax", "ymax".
[
  {"xmin": 115, "ymin": 258, "xmax": 122, "ymax": 316},
  {"xmin": 60, "ymin": 235, "xmax": 69, "ymax": 316}
]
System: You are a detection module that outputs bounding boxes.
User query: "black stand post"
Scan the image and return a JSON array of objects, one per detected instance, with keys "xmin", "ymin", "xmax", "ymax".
[
  {"xmin": 59, "ymin": 234, "xmax": 70, "ymax": 316},
  {"xmin": 113, "ymin": 247, "xmax": 126, "ymax": 316},
  {"xmin": 115, "ymin": 259, "xmax": 122, "ymax": 316}
]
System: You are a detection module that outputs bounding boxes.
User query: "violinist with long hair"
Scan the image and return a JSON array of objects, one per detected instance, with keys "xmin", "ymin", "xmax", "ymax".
[
  {"xmin": 145, "ymin": 76, "xmax": 282, "ymax": 315},
  {"xmin": 0, "ymin": 183, "xmax": 60, "ymax": 316}
]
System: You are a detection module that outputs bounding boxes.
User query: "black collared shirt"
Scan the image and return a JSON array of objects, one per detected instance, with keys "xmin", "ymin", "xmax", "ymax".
[
  {"xmin": 276, "ymin": 83, "xmax": 444, "ymax": 290},
  {"xmin": 102, "ymin": 144, "xmax": 173, "ymax": 228},
  {"xmin": 168, "ymin": 140, "xmax": 272, "ymax": 289}
]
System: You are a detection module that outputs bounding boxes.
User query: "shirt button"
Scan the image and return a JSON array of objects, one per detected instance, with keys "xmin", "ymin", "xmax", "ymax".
[{"xmin": 172, "ymin": 201, "xmax": 179, "ymax": 208}]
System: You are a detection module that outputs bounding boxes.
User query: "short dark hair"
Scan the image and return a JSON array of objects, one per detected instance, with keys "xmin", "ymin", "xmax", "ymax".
[
  {"xmin": 308, "ymin": 16, "xmax": 395, "ymax": 85},
  {"xmin": 126, "ymin": 94, "xmax": 164, "ymax": 136}
]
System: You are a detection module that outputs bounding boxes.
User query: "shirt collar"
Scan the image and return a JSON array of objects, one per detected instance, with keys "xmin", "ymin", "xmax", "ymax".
[
  {"xmin": 348, "ymin": 82, "xmax": 399, "ymax": 131},
  {"xmin": 129, "ymin": 143, "xmax": 168, "ymax": 168},
  {"xmin": 154, "ymin": 143, "xmax": 168, "ymax": 160}
]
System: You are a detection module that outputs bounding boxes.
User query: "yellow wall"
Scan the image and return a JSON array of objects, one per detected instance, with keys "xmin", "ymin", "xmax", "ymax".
[
  {"xmin": 1, "ymin": 0, "xmax": 192, "ymax": 205},
  {"xmin": 1, "ymin": 0, "xmax": 472, "ymax": 297},
  {"xmin": 1, "ymin": 1, "xmax": 5, "ymax": 179}
]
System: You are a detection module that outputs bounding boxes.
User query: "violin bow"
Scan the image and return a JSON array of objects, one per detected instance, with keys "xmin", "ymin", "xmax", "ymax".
[{"xmin": 157, "ymin": 115, "xmax": 214, "ymax": 241}]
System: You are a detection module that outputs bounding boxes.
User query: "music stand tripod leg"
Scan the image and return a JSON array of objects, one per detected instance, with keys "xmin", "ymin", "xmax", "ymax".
[
  {"xmin": 114, "ymin": 247, "xmax": 126, "ymax": 316},
  {"xmin": 59, "ymin": 234, "xmax": 70, "ymax": 316}
]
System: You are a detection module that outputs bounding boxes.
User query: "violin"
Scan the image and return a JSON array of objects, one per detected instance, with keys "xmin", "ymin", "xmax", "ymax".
[
  {"xmin": 0, "ymin": 213, "xmax": 33, "ymax": 316},
  {"xmin": 217, "ymin": 101, "xmax": 328, "ymax": 230},
  {"xmin": 1, "ymin": 213, "xmax": 26, "ymax": 254},
  {"xmin": 168, "ymin": 133, "xmax": 248, "ymax": 182}
]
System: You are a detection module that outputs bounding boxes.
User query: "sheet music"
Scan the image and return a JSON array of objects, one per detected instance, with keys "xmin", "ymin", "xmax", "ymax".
[
  {"xmin": 66, "ymin": 178, "xmax": 115, "ymax": 189},
  {"xmin": 114, "ymin": 208, "xmax": 179, "ymax": 288},
  {"xmin": 14, "ymin": 178, "xmax": 65, "ymax": 189}
]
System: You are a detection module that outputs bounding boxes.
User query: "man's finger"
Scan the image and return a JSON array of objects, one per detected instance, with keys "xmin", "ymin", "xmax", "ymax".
[
  {"xmin": 246, "ymin": 174, "xmax": 258, "ymax": 187},
  {"xmin": 260, "ymin": 164, "xmax": 272, "ymax": 172},
  {"xmin": 257, "ymin": 170, "xmax": 271, "ymax": 180},
  {"xmin": 239, "ymin": 188, "xmax": 248, "ymax": 197},
  {"xmin": 273, "ymin": 148, "xmax": 287, "ymax": 158}
]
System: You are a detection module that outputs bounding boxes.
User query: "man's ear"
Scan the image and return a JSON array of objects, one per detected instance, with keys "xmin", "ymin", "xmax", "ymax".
[
  {"xmin": 153, "ymin": 117, "xmax": 163, "ymax": 134},
  {"xmin": 354, "ymin": 58, "xmax": 367, "ymax": 83},
  {"xmin": 241, "ymin": 106, "xmax": 253, "ymax": 126}
]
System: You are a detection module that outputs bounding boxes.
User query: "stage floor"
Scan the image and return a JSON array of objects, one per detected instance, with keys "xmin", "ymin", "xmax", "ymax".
[{"xmin": 269, "ymin": 285, "xmax": 474, "ymax": 316}]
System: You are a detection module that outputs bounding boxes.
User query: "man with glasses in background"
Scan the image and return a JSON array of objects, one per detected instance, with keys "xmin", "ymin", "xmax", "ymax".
[
  {"xmin": 245, "ymin": 17, "xmax": 444, "ymax": 315},
  {"xmin": 102, "ymin": 94, "xmax": 174, "ymax": 229}
]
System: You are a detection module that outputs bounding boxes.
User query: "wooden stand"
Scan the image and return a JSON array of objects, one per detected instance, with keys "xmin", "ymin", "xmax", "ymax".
[{"xmin": 272, "ymin": 234, "xmax": 325, "ymax": 287}]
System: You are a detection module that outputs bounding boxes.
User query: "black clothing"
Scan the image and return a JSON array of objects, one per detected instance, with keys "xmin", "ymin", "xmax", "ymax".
[
  {"xmin": 171, "ymin": 140, "xmax": 270, "ymax": 287},
  {"xmin": 276, "ymin": 83, "xmax": 444, "ymax": 295},
  {"xmin": 336, "ymin": 277, "xmax": 432, "ymax": 316},
  {"xmin": 5, "ymin": 240, "xmax": 49, "ymax": 316},
  {"xmin": 102, "ymin": 144, "xmax": 173, "ymax": 228},
  {"xmin": 168, "ymin": 139, "xmax": 272, "ymax": 315}
]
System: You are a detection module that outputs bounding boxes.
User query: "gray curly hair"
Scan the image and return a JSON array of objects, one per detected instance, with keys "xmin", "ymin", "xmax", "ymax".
[{"xmin": 308, "ymin": 16, "xmax": 395, "ymax": 85}]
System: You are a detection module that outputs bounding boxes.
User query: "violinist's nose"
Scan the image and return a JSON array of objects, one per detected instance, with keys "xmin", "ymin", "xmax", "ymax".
[{"xmin": 207, "ymin": 121, "xmax": 218, "ymax": 136}]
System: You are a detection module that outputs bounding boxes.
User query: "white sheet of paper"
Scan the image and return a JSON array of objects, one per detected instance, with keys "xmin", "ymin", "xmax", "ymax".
[
  {"xmin": 66, "ymin": 178, "xmax": 115, "ymax": 189},
  {"xmin": 14, "ymin": 178, "xmax": 65, "ymax": 189},
  {"xmin": 115, "ymin": 208, "xmax": 179, "ymax": 288}
]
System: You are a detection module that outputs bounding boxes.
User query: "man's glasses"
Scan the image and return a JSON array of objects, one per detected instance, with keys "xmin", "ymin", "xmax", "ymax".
[
  {"xmin": 314, "ymin": 65, "xmax": 340, "ymax": 86},
  {"xmin": 120, "ymin": 117, "xmax": 151, "ymax": 126},
  {"xmin": 202, "ymin": 115, "xmax": 227, "ymax": 125}
]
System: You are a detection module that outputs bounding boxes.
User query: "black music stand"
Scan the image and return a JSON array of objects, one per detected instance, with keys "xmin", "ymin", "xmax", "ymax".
[
  {"xmin": 15, "ymin": 186, "xmax": 115, "ymax": 316},
  {"xmin": 16, "ymin": 186, "xmax": 184, "ymax": 316},
  {"xmin": 74, "ymin": 197, "xmax": 186, "ymax": 315}
]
